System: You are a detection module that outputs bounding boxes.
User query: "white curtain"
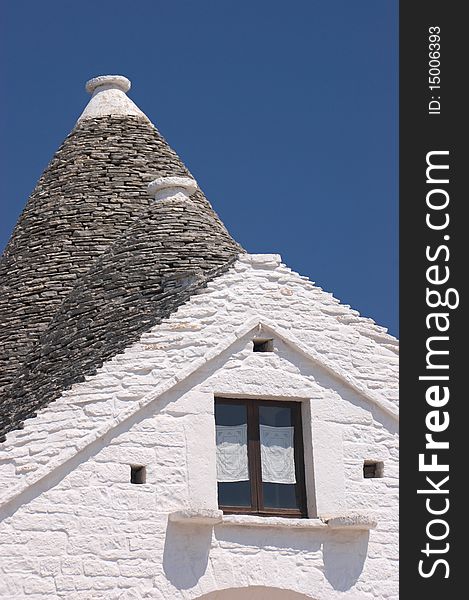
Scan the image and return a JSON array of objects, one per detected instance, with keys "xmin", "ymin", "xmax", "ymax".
[
  {"xmin": 260, "ymin": 424, "xmax": 296, "ymax": 484},
  {"xmin": 216, "ymin": 424, "xmax": 249, "ymax": 482}
]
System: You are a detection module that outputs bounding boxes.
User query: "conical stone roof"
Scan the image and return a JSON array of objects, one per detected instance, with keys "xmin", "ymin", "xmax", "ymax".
[{"xmin": 0, "ymin": 76, "xmax": 243, "ymax": 439}]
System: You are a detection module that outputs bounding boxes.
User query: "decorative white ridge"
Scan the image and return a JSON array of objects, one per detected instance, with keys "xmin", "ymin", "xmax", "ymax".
[
  {"xmin": 148, "ymin": 176, "xmax": 198, "ymax": 202},
  {"xmin": 77, "ymin": 74, "xmax": 149, "ymax": 123}
]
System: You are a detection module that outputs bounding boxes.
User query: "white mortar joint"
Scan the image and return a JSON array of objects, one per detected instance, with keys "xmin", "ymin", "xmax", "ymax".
[{"xmin": 148, "ymin": 176, "xmax": 198, "ymax": 202}]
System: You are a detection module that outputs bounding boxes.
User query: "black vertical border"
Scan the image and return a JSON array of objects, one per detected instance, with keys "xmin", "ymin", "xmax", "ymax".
[{"xmin": 400, "ymin": 2, "xmax": 464, "ymax": 596}]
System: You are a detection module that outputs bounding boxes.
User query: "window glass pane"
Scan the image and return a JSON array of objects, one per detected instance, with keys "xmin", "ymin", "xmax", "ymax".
[
  {"xmin": 218, "ymin": 481, "xmax": 251, "ymax": 507},
  {"xmin": 216, "ymin": 402, "xmax": 247, "ymax": 426},
  {"xmin": 259, "ymin": 404, "xmax": 300, "ymax": 510},
  {"xmin": 259, "ymin": 405, "xmax": 292, "ymax": 427},
  {"xmin": 216, "ymin": 402, "xmax": 251, "ymax": 507},
  {"xmin": 262, "ymin": 482, "xmax": 298, "ymax": 509}
]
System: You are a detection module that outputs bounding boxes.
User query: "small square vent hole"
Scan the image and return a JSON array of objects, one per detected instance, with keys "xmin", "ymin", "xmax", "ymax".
[
  {"xmin": 363, "ymin": 460, "xmax": 384, "ymax": 479},
  {"xmin": 130, "ymin": 465, "xmax": 146, "ymax": 484},
  {"xmin": 253, "ymin": 339, "xmax": 274, "ymax": 353}
]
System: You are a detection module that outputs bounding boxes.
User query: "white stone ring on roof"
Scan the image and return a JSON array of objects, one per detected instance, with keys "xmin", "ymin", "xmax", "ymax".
[
  {"xmin": 148, "ymin": 176, "xmax": 198, "ymax": 201},
  {"xmin": 85, "ymin": 75, "xmax": 131, "ymax": 94}
]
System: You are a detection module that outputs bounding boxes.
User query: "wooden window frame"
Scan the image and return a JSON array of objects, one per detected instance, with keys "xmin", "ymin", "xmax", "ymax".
[{"xmin": 215, "ymin": 397, "xmax": 308, "ymax": 518}]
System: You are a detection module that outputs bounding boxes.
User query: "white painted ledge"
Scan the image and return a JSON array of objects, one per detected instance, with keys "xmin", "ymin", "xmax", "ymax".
[
  {"xmin": 222, "ymin": 515, "xmax": 327, "ymax": 529},
  {"xmin": 169, "ymin": 511, "xmax": 376, "ymax": 530},
  {"xmin": 321, "ymin": 514, "xmax": 377, "ymax": 530},
  {"xmin": 169, "ymin": 509, "xmax": 223, "ymax": 525}
]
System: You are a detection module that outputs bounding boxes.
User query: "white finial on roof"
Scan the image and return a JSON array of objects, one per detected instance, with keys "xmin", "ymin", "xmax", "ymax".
[
  {"xmin": 77, "ymin": 74, "xmax": 149, "ymax": 123},
  {"xmin": 148, "ymin": 176, "xmax": 198, "ymax": 202},
  {"xmin": 85, "ymin": 75, "xmax": 131, "ymax": 94}
]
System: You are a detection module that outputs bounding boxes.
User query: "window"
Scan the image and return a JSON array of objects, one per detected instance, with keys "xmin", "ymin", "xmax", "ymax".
[
  {"xmin": 215, "ymin": 398, "xmax": 307, "ymax": 517},
  {"xmin": 130, "ymin": 465, "xmax": 146, "ymax": 484},
  {"xmin": 363, "ymin": 460, "xmax": 384, "ymax": 478},
  {"xmin": 252, "ymin": 339, "xmax": 274, "ymax": 353}
]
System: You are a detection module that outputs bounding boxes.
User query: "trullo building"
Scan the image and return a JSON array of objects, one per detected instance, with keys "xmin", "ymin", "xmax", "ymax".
[{"xmin": 0, "ymin": 76, "xmax": 399, "ymax": 600}]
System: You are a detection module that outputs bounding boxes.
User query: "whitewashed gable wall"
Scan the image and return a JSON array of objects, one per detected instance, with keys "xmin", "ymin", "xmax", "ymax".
[{"xmin": 0, "ymin": 255, "xmax": 398, "ymax": 600}]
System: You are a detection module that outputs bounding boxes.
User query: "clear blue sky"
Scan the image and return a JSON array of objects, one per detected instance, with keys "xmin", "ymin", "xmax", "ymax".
[{"xmin": 0, "ymin": 0, "xmax": 398, "ymax": 336}]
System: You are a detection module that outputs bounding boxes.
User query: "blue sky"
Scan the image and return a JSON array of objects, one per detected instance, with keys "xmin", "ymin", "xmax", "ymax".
[{"xmin": 0, "ymin": 0, "xmax": 398, "ymax": 336}]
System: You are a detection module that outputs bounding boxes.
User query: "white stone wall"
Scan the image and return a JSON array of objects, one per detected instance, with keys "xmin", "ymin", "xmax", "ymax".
[{"xmin": 0, "ymin": 255, "xmax": 398, "ymax": 599}]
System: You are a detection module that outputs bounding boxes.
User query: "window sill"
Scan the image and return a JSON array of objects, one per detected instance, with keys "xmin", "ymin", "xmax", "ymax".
[
  {"xmin": 222, "ymin": 513, "xmax": 376, "ymax": 530},
  {"xmin": 222, "ymin": 514, "xmax": 327, "ymax": 529},
  {"xmin": 169, "ymin": 510, "xmax": 376, "ymax": 530},
  {"xmin": 169, "ymin": 509, "xmax": 223, "ymax": 525},
  {"xmin": 321, "ymin": 514, "xmax": 377, "ymax": 530}
]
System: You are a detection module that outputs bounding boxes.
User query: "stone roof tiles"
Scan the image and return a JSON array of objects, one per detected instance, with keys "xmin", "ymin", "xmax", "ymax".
[{"xmin": 0, "ymin": 77, "xmax": 243, "ymax": 439}]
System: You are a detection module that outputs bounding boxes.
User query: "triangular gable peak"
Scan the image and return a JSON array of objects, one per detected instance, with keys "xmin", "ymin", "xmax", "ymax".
[{"xmin": 0, "ymin": 254, "xmax": 398, "ymax": 514}]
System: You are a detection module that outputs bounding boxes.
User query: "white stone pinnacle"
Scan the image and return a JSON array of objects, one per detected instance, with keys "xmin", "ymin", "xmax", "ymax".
[
  {"xmin": 77, "ymin": 74, "xmax": 149, "ymax": 123},
  {"xmin": 85, "ymin": 75, "xmax": 131, "ymax": 94},
  {"xmin": 148, "ymin": 176, "xmax": 198, "ymax": 202}
]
